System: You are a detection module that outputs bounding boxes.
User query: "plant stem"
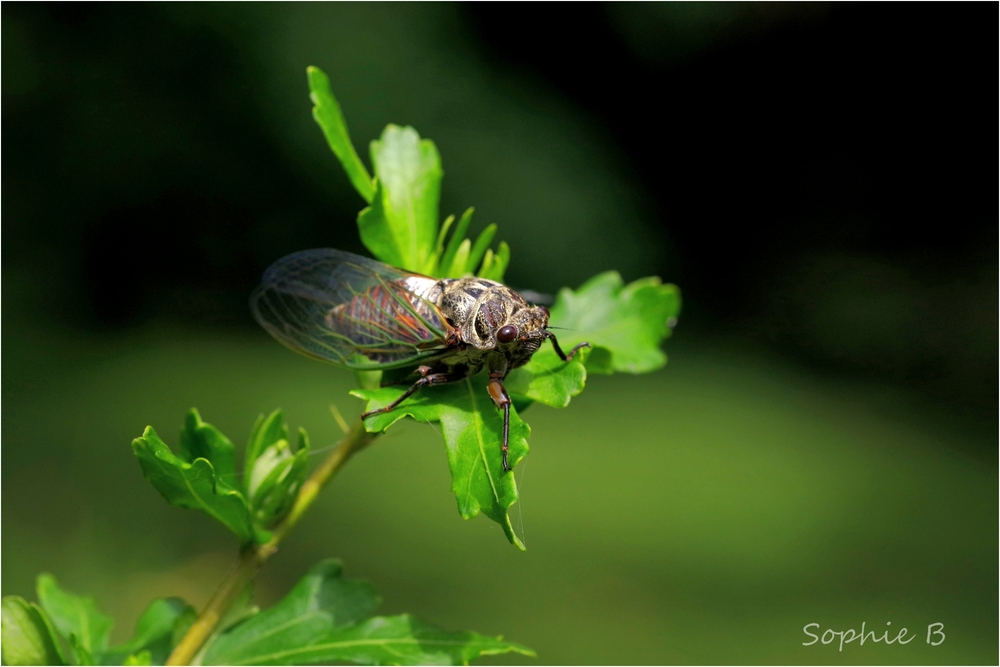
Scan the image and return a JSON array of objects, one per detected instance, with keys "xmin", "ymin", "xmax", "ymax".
[{"xmin": 165, "ymin": 419, "xmax": 376, "ymax": 666}]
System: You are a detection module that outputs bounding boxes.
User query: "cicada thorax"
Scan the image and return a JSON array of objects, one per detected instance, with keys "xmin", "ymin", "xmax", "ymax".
[
  {"xmin": 325, "ymin": 275, "xmax": 452, "ymax": 366},
  {"xmin": 436, "ymin": 278, "xmax": 526, "ymax": 348},
  {"xmin": 433, "ymin": 277, "xmax": 550, "ymax": 373}
]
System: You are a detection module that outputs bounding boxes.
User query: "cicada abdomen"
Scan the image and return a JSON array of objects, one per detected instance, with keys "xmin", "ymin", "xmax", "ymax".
[
  {"xmin": 325, "ymin": 276, "xmax": 451, "ymax": 366},
  {"xmin": 250, "ymin": 249, "xmax": 452, "ymax": 370}
]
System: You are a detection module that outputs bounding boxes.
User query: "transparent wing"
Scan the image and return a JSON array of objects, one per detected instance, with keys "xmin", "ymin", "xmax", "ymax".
[{"xmin": 250, "ymin": 248, "xmax": 451, "ymax": 370}]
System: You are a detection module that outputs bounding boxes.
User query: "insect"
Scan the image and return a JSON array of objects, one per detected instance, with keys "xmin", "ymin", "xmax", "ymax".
[{"xmin": 250, "ymin": 248, "xmax": 589, "ymax": 471}]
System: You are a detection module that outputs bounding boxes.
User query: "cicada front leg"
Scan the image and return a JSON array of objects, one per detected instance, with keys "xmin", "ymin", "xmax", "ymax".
[
  {"xmin": 361, "ymin": 366, "xmax": 465, "ymax": 420},
  {"xmin": 546, "ymin": 331, "xmax": 591, "ymax": 362}
]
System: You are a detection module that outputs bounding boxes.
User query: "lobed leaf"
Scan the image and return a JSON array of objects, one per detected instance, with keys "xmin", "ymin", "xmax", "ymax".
[
  {"xmin": 308, "ymin": 67, "xmax": 511, "ymax": 281},
  {"xmin": 203, "ymin": 560, "xmax": 380, "ymax": 666},
  {"xmin": 203, "ymin": 560, "xmax": 531, "ymax": 666},
  {"xmin": 359, "ymin": 125, "xmax": 443, "ymax": 273},
  {"xmin": 132, "ymin": 426, "xmax": 259, "ymax": 545},
  {"xmin": 307, "ymin": 66, "xmax": 375, "ymax": 203},
  {"xmin": 352, "ymin": 378, "xmax": 529, "ymax": 549},
  {"xmin": 36, "ymin": 574, "xmax": 114, "ymax": 663},
  {"xmin": 180, "ymin": 409, "xmax": 238, "ymax": 492},
  {"xmin": 546, "ymin": 271, "xmax": 681, "ymax": 375},
  {"xmin": 1, "ymin": 596, "xmax": 66, "ymax": 666},
  {"xmin": 259, "ymin": 614, "xmax": 534, "ymax": 667},
  {"xmin": 505, "ymin": 348, "xmax": 588, "ymax": 408}
]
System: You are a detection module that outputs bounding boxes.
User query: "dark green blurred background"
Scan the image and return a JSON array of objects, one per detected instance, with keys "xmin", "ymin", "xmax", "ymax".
[{"xmin": 3, "ymin": 3, "xmax": 996, "ymax": 664}]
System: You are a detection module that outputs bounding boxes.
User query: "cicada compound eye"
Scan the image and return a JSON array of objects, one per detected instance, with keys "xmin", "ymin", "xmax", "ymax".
[{"xmin": 497, "ymin": 324, "xmax": 518, "ymax": 344}]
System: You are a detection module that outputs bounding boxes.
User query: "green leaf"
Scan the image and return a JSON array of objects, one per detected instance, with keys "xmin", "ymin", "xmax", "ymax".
[
  {"xmin": 204, "ymin": 560, "xmax": 532, "ymax": 666},
  {"xmin": 438, "ymin": 207, "xmax": 474, "ymax": 277},
  {"xmin": 307, "ymin": 66, "xmax": 374, "ymax": 203},
  {"xmin": 466, "ymin": 223, "xmax": 497, "ymax": 275},
  {"xmin": 248, "ymin": 429, "xmax": 310, "ymax": 527},
  {"xmin": 68, "ymin": 635, "xmax": 94, "ymax": 666},
  {"xmin": 263, "ymin": 614, "xmax": 534, "ymax": 666},
  {"xmin": 495, "ymin": 241, "xmax": 510, "ymax": 278},
  {"xmin": 358, "ymin": 125, "xmax": 442, "ymax": 273},
  {"xmin": 506, "ymin": 348, "xmax": 588, "ymax": 408},
  {"xmin": 443, "ymin": 238, "xmax": 472, "ymax": 278},
  {"xmin": 478, "ymin": 241, "xmax": 510, "ymax": 281},
  {"xmin": 1, "ymin": 596, "xmax": 66, "ymax": 666},
  {"xmin": 244, "ymin": 410, "xmax": 288, "ymax": 490},
  {"xmin": 433, "ymin": 213, "xmax": 455, "ymax": 263},
  {"xmin": 352, "ymin": 378, "xmax": 529, "ymax": 549},
  {"xmin": 476, "ymin": 249, "xmax": 494, "ymax": 279},
  {"xmin": 123, "ymin": 650, "xmax": 152, "ymax": 666},
  {"xmin": 548, "ymin": 271, "xmax": 681, "ymax": 374},
  {"xmin": 203, "ymin": 560, "xmax": 380, "ymax": 666},
  {"xmin": 35, "ymin": 574, "xmax": 113, "ymax": 662},
  {"xmin": 106, "ymin": 597, "xmax": 191, "ymax": 666},
  {"xmin": 304, "ymin": 614, "xmax": 535, "ymax": 665},
  {"xmin": 132, "ymin": 426, "xmax": 257, "ymax": 544},
  {"xmin": 180, "ymin": 409, "xmax": 238, "ymax": 491}
]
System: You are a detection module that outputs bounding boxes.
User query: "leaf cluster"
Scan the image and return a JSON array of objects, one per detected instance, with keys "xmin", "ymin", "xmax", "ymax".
[
  {"xmin": 131, "ymin": 409, "xmax": 308, "ymax": 545},
  {"xmin": 1, "ymin": 573, "xmax": 193, "ymax": 666},
  {"xmin": 2, "ymin": 566, "xmax": 529, "ymax": 666},
  {"xmin": 309, "ymin": 65, "xmax": 680, "ymax": 547},
  {"xmin": 309, "ymin": 66, "xmax": 507, "ymax": 280}
]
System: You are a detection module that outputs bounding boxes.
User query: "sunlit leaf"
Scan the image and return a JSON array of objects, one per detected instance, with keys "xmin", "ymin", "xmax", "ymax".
[
  {"xmin": 466, "ymin": 223, "xmax": 497, "ymax": 275},
  {"xmin": 123, "ymin": 650, "xmax": 152, "ymax": 666},
  {"xmin": 243, "ymin": 410, "xmax": 288, "ymax": 490},
  {"xmin": 443, "ymin": 238, "xmax": 472, "ymax": 278},
  {"xmin": 203, "ymin": 560, "xmax": 379, "ymax": 665},
  {"xmin": 506, "ymin": 348, "xmax": 588, "ymax": 408},
  {"xmin": 180, "ymin": 409, "xmax": 238, "ymax": 491},
  {"xmin": 358, "ymin": 125, "xmax": 442, "ymax": 273},
  {"xmin": 203, "ymin": 560, "xmax": 532, "ymax": 666},
  {"xmin": 1, "ymin": 596, "xmax": 66, "ymax": 666},
  {"xmin": 248, "ymin": 428, "xmax": 310, "ymax": 527},
  {"xmin": 36, "ymin": 574, "xmax": 113, "ymax": 663},
  {"xmin": 352, "ymin": 378, "xmax": 529, "ymax": 549},
  {"xmin": 438, "ymin": 207, "xmax": 474, "ymax": 277},
  {"xmin": 478, "ymin": 241, "xmax": 510, "ymax": 281},
  {"xmin": 132, "ymin": 426, "xmax": 258, "ymax": 544},
  {"xmin": 548, "ymin": 271, "xmax": 681, "ymax": 374},
  {"xmin": 307, "ymin": 66, "xmax": 374, "ymax": 203},
  {"xmin": 68, "ymin": 635, "xmax": 94, "ymax": 666}
]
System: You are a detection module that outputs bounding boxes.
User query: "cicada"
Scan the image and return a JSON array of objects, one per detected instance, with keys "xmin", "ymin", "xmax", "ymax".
[{"xmin": 250, "ymin": 248, "xmax": 589, "ymax": 471}]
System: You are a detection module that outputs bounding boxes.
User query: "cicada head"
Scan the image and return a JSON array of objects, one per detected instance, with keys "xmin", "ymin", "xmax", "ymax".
[{"xmin": 494, "ymin": 303, "xmax": 551, "ymax": 369}]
